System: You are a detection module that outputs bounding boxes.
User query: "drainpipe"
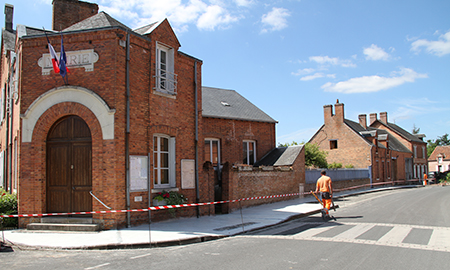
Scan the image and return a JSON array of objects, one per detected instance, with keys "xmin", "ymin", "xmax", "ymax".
[
  {"xmin": 194, "ymin": 61, "xmax": 200, "ymax": 218},
  {"xmin": 125, "ymin": 33, "xmax": 131, "ymax": 227}
]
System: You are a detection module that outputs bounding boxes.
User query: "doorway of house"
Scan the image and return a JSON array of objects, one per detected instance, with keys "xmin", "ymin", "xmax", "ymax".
[{"xmin": 46, "ymin": 115, "xmax": 92, "ymax": 214}]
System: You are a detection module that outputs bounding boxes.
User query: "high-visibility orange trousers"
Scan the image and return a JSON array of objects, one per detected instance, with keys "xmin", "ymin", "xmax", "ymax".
[{"xmin": 322, "ymin": 199, "xmax": 332, "ymax": 215}]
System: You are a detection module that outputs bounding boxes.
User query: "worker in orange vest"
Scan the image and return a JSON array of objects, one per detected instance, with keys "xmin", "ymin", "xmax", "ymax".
[
  {"xmin": 423, "ymin": 173, "xmax": 428, "ymax": 186},
  {"xmin": 315, "ymin": 170, "xmax": 333, "ymax": 219}
]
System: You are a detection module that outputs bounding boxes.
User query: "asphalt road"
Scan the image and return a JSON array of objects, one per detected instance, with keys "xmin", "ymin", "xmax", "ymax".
[{"xmin": 1, "ymin": 186, "xmax": 449, "ymax": 270}]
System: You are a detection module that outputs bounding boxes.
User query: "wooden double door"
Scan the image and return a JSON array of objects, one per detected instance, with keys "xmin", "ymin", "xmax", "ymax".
[{"xmin": 46, "ymin": 116, "xmax": 92, "ymax": 213}]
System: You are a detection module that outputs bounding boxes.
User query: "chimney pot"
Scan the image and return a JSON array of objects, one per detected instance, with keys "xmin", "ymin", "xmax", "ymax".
[{"xmin": 4, "ymin": 4, "xmax": 13, "ymax": 31}]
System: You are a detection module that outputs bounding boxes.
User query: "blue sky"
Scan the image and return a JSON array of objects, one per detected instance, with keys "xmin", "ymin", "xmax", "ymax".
[{"xmin": 2, "ymin": 0, "xmax": 449, "ymax": 145}]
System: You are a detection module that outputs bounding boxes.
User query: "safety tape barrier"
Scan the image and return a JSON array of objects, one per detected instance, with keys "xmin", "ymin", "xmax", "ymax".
[{"xmin": 0, "ymin": 179, "xmax": 423, "ymax": 218}]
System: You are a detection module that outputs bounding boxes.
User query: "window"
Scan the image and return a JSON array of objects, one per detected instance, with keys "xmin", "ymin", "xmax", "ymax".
[
  {"xmin": 205, "ymin": 139, "xmax": 220, "ymax": 166},
  {"xmin": 422, "ymin": 146, "xmax": 426, "ymax": 159},
  {"xmin": 155, "ymin": 43, "xmax": 177, "ymax": 94},
  {"xmin": 153, "ymin": 135, "xmax": 175, "ymax": 188},
  {"xmin": 413, "ymin": 145, "xmax": 417, "ymax": 158},
  {"xmin": 243, "ymin": 141, "xmax": 256, "ymax": 165},
  {"xmin": 330, "ymin": 140, "xmax": 338, "ymax": 149}
]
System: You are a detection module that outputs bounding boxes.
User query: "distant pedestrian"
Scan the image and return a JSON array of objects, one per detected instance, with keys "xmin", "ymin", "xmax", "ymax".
[
  {"xmin": 315, "ymin": 170, "xmax": 333, "ymax": 219},
  {"xmin": 423, "ymin": 173, "xmax": 428, "ymax": 186}
]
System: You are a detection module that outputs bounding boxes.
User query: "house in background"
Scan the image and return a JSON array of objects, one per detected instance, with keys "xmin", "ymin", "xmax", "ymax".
[
  {"xmin": 369, "ymin": 112, "xmax": 428, "ymax": 179},
  {"xmin": 428, "ymin": 146, "xmax": 450, "ymax": 173},
  {"xmin": 309, "ymin": 101, "xmax": 415, "ymax": 184}
]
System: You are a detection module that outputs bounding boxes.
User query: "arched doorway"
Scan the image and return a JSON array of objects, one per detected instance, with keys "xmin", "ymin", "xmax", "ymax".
[{"xmin": 46, "ymin": 115, "xmax": 92, "ymax": 213}]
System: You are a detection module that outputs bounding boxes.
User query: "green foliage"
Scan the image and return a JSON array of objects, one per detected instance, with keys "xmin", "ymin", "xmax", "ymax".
[
  {"xmin": 427, "ymin": 133, "xmax": 450, "ymax": 157},
  {"xmin": 327, "ymin": 162, "xmax": 343, "ymax": 169},
  {"xmin": 304, "ymin": 143, "xmax": 328, "ymax": 169},
  {"xmin": 0, "ymin": 188, "xmax": 18, "ymax": 228},
  {"xmin": 344, "ymin": 164, "xmax": 355, "ymax": 168},
  {"xmin": 153, "ymin": 190, "xmax": 187, "ymax": 205}
]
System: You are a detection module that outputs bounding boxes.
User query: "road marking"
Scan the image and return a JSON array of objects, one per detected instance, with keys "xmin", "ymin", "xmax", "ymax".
[
  {"xmin": 377, "ymin": 226, "xmax": 411, "ymax": 244},
  {"xmin": 84, "ymin": 263, "xmax": 111, "ymax": 270},
  {"xmin": 334, "ymin": 223, "xmax": 375, "ymax": 240},
  {"xmin": 428, "ymin": 229, "xmax": 450, "ymax": 249},
  {"xmin": 244, "ymin": 222, "xmax": 450, "ymax": 252}
]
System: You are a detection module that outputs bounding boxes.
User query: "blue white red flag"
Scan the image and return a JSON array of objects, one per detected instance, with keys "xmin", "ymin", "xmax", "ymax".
[
  {"xmin": 48, "ymin": 41, "xmax": 60, "ymax": 73},
  {"xmin": 59, "ymin": 33, "xmax": 68, "ymax": 78}
]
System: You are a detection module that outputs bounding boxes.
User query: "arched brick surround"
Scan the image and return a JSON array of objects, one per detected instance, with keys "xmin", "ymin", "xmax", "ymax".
[{"xmin": 18, "ymin": 102, "xmax": 120, "ymax": 228}]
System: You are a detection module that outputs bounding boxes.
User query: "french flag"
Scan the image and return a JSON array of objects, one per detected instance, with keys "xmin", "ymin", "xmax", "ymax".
[
  {"xmin": 59, "ymin": 33, "xmax": 67, "ymax": 78},
  {"xmin": 48, "ymin": 40, "xmax": 60, "ymax": 73}
]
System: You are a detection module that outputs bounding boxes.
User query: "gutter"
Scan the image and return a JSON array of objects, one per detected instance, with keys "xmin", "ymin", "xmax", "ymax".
[
  {"xmin": 194, "ymin": 61, "xmax": 200, "ymax": 218},
  {"xmin": 125, "ymin": 33, "xmax": 131, "ymax": 227}
]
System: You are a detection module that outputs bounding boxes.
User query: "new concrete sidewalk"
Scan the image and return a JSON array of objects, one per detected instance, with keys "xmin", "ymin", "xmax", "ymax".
[{"xmin": 1, "ymin": 186, "xmax": 421, "ymax": 250}]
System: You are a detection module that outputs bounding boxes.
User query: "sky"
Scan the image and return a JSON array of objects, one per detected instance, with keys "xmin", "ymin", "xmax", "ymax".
[{"xmin": 1, "ymin": 0, "xmax": 449, "ymax": 145}]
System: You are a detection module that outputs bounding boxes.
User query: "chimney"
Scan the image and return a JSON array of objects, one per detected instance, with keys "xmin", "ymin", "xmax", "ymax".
[
  {"xmin": 380, "ymin": 112, "xmax": 388, "ymax": 124},
  {"xmin": 52, "ymin": 0, "xmax": 99, "ymax": 31},
  {"xmin": 4, "ymin": 4, "xmax": 13, "ymax": 31},
  {"xmin": 323, "ymin": 104, "xmax": 333, "ymax": 125},
  {"xmin": 369, "ymin": 113, "xmax": 377, "ymax": 125},
  {"xmin": 358, "ymin": 114, "xmax": 367, "ymax": 129},
  {"xmin": 334, "ymin": 101, "xmax": 344, "ymax": 123}
]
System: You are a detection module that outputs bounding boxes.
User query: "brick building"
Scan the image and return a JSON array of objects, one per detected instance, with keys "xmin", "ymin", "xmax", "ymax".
[
  {"xmin": 309, "ymin": 101, "xmax": 417, "ymax": 184},
  {"xmin": 0, "ymin": 0, "xmax": 300, "ymax": 229},
  {"xmin": 428, "ymin": 146, "xmax": 450, "ymax": 173},
  {"xmin": 370, "ymin": 112, "xmax": 428, "ymax": 179}
]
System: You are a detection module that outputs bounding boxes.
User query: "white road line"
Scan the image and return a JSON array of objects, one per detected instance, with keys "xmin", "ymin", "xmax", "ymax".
[
  {"xmin": 334, "ymin": 223, "xmax": 376, "ymax": 240},
  {"xmin": 377, "ymin": 226, "xmax": 411, "ymax": 244},
  {"xmin": 292, "ymin": 224, "xmax": 335, "ymax": 238},
  {"xmin": 84, "ymin": 263, "xmax": 111, "ymax": 270},
  {"xmin": 428, "ymin": 229, "xmax": 450, "ymax": 249}
]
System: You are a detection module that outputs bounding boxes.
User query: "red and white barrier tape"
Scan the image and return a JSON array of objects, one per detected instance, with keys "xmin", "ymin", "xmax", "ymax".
[{"xmin": 0, "ymin": 180, "xmax": 422, "ymax": 218}]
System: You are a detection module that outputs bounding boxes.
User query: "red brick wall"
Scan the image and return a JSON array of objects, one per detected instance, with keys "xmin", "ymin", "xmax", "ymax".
[
  {"xmin": 222, "ymin": 147, "xmax": 305, "ymax": 212},
  {"xmin": 202, "ymin": 117, "xmax": 276, "ymax": 165}
]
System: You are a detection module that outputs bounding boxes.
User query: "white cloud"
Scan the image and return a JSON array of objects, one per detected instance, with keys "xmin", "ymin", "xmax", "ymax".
[
  {"xmin": 234, "ymin": 0, "xmax": 254, "ymax": 7},
  {"xmin": 309, "ymin": 56, "xmax": 356, "ymax": 68},
  {"xmin": 364, "ymin": 44, "xmax": 391, "ymax": 61},
  {"xmin": 98, "ymin": 0, "xmax": 242, "ymax": 32},
  {"xmin": 321, "ymin": 68, "xmax": 428, "ymax": 94},
  {"xmin": 260, "ymin": 7, "xmax": 290, "ymax": 33},
  {"xmin": 411, "ymin": 30, "xmax": 450, "ymax": 56},
  {"xmin": 291, "ymin": 68, "xmax": 315, "ymax": 76},
  {"xmin": 197, "ymin": 5, "xmax": 239, "ymax": 30},
  {"xmin": 300, "ymin": 73, "xmax": 336, "ymax": 81}
]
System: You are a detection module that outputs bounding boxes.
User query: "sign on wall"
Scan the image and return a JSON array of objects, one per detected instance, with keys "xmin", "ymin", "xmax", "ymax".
[
  {"xmin": 181, "ymin": 159, "xmax": 195, "ymax": 189},
  {"xmin": 130, "ymin": 155, "xmax": 148, "ymax": 191},
  {"xmin": 38, "ymin": 49, "xmax": 99, "ymax": 75}
]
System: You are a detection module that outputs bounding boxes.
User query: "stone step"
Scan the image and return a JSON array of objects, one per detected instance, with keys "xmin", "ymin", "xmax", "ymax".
[
  {"xmin": 27, "ymin": 223, "xmax": 101, "ymax": 232},
  {"xmin": 40, "ymin": 217, "xmax": 94, "ymax": 224}
]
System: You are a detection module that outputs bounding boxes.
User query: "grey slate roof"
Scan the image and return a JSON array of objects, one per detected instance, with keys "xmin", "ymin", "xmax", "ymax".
[
  {"xmin": 2, "ymin": 29, "xmax": 15, "ymax": 51},
  {"xmin": 384, "ymin": 122, "xmax": 424, "ymax": 143},
  {"xmin": 133, "ymin": 22, "xmax": 160, "ymax": 35},
  {"xmin": 202, "ymin": 86, "xmax": 277, "ymax": 123},
  {"xmin": 254, "ymin": 145, "xmax": 303, "ymax": 167},
  {"xmin": 344, "ymin": 119, "xmax": 411, "ymax": 153},
  {"xmin": 63, "ymin": 12, "xmax": 131, "ymax": 32}
]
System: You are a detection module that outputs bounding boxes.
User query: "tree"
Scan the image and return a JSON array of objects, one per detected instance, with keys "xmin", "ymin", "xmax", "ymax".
[
  {"xmin": 412, "ymin": 124, "xmax": 420, "ymax": 134},
  {"xmin": 278, "ymin": 141, "xmax": 328, "ymax": 168},
  {"xmin": 427, "ymin": 133, "xmax": 450, "ymax": 157}
]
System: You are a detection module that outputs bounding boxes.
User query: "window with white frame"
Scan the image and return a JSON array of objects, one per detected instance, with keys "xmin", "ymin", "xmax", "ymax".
[
  {"xmin": 413, "ymin": 145, "xmax": 417, "ymax": 158},
  {"xmin": 243, "ymin": 140, "xmax": 256, "ymax": 165},
  {"xmin": 205, "ymin": 139, "xmax": 220, "ymax": 166},
  {"xmin": 422, "ymin": 146, "xmax": 426, "ymax": 159},
  {"xmin": 155, "ymin": 42, "xmax": 177, "ymax": 94},
  {"xmin": 153, "ymin": 135, "xmax": 175, "ymax": 188}
]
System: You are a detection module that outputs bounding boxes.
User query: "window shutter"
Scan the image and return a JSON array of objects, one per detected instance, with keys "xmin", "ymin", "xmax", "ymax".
[{"xmin": 169, "ymin": 137, "xmax": 176, "ymax": 186}]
